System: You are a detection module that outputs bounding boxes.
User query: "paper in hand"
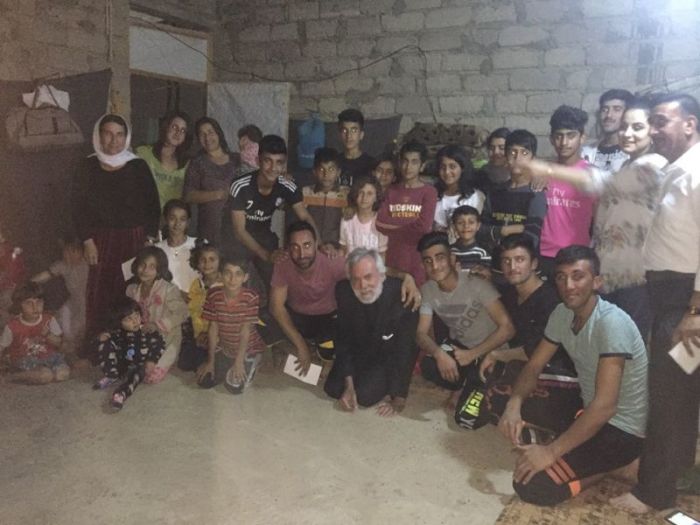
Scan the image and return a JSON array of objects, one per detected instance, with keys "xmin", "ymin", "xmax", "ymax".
[
  {"xmin": 122, "ymin": 257, "xmax": 135, "ymax": 282},
  {"xmin": 668, "ymin": 340, "xmax": 700, "ymax": 374},
  {"xmin": 283, "ymin": 354, "xmax": 322, "ymax": 386}
]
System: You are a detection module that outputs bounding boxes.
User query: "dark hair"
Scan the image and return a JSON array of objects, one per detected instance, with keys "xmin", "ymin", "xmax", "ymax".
[
  {"xmin": 131, "ymin": 246, "xmax": 172, "ymax": 282},
  {"xmin": 219, "ymin": 256, "xmax": 250, "ymax": 274},
  {"xmin": 99, "ymin": 114, "xmax": 128, "ymax": 134},
  {"xmin": 487, "ymin": 127, "xmax": 511, "ymax": 146},
  {"xmin": 417, "ymin": 231, "xmax": 450, "ymax": 253},
  {"xmin": 400, "ymin": 140, "xmax": 428, "ymax": 163},
  {"xmin": 599, "ymin": 89, "xmax": 634, "ymax": 108},
  {"xmin": 109, "ymin": 296, "xmax": 142, "ymax": 329},
  {"xmin": 348, "ymin": 176, "xmax": 382, "ymax": 212},
  {"xmin": 10, "ymin": 281, "xmax": 44, "ymax": 315},
  {"xmin": 373, "ymin": 152, "xmax": 398, "ymax": 183},
  {"xmin": 237, "ymin": 124, "xmax": 263, "ymax": 143},
  {"xmin": 625, "ymin": 96, "xmax": 652, "ymax": 114},
  {"xmin": 499, "ymin": 233, "xmax": 537, "ymax": 262},
  {"xmin": 153, "ymin": 111, "xmax": 192, "ymax": 170},
  {"xmin": 313, "ymin": 147, "xmax": 342, "ymax": 169},
  {"xmin": 163, "ymin": 198, "xmax": 191, "ymax": 220},
  {"xmin": 435, "ymin": 144, "xmax": 476, "ymax": 200},
  {"xmin": 338, "ymin": 108, "xmax": 365, "ymax": 130},
  {"xmin": 651, "ymin": 92, "xmax": 700, "ymax": 130},
  {"xmin": 195, "ymin": 117, "xmax": 230, "ymax": 154},
  {"xmin": 286, "ymin": 220, "xmax": 316, "ymax": 243},
  {"xmin": 258, "ymin": 134, "xmax": 287, "ymax": 156},
  {"xmin": 58, "ymin": 234, "xmax": 83, "ymax": 251},
  {"xmin": 554, "ymin": 245, "xmax": 600, "ymax": 275},
  {"xmin": 189, "ymin": 238, "xmax": 220, "ymax": 272},
  {"xmin": 550, "ymin": 105, "xmax": 589, "ymax": 134},
  {"xmin": 451, "ymin": 205, "xmax": 481, "ymax": 225},
  {"xmin": 505, "ymin": 129, "xmax": 538, "ymax": 156}
]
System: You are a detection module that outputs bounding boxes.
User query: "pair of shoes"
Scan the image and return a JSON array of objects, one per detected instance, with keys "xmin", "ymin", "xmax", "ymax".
[
  {"xmin": 110, "ymin": 392, "xmax": 126, "ymax": 411},
  {"xmin": 224, "ymin": 353, "xmax": 262, "ymax": 395},
  {"xmin": 93, "ymin": 376, "xmax": 118, "ymax": 390}
]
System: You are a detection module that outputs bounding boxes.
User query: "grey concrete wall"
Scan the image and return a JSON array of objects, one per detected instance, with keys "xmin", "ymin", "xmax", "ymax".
[{"xmin": 213, "ymin": 0, "xmax": 700, "ymax": 154}]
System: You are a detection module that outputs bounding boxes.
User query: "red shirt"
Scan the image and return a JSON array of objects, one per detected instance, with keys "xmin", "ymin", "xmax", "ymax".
[{"xmin": 0, "ymin": 314, "xmax": 60, "ymax": 367}]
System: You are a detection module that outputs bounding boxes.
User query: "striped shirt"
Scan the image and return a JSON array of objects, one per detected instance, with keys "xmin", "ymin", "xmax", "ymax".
[
  {"xmin": 450, "ymin": 240, "xmax": 491, "ymax": 270},
  {"xmin": 202, "ymin": 287, "xmax": 265, "ymax": 358}
]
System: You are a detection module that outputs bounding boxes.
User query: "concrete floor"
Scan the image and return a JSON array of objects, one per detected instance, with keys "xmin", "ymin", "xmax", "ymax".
[{"xmin": 0, "ymin": 361, "xmax": 515, "ymax": 525}]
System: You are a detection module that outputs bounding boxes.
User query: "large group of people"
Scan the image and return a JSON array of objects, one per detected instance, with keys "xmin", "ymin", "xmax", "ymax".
[{"xmin": 1, "ymin": 90, "xmax": 699, "ymax": 515}]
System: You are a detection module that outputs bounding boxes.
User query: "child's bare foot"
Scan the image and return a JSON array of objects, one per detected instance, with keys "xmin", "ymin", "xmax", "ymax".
[{"xmin": 609, "ymin": 492, "xmax": 651, "ymax": 514}]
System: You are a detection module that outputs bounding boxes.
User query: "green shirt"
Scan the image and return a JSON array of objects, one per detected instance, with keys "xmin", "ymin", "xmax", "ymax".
[{"xmin": 136, "ymin": 144, "xmax": 188, "ymax": 209}]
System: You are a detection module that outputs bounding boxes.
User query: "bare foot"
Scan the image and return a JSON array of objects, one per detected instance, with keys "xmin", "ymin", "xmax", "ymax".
[
  {"xmin": 609, "ymin": 458, "xmax": 639, "ymax": 484},
  {"xmin": 609, "ymin": 492, "xmax": 651, "ymax": 514}
]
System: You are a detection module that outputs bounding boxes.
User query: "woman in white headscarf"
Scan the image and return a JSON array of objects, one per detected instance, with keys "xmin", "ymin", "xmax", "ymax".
[{"xmin": 72, "ymin": 114, "xmax": 160, "ymax": 350}]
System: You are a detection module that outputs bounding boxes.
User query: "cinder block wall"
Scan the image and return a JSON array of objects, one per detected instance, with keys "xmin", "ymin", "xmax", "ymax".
[{"xmin": 213, "ymin": 0, "xmax": 700, "ymax": 154}]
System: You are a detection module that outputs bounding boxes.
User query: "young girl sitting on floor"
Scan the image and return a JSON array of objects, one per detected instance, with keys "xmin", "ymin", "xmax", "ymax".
[
  {"xmin": 339, "ymin": 176, "xmax": 388, "ymax": 256},
  {"xmin": 178, "ymin": 240, "xmax": 222, "ymax": 372},
  {"xmin": 156, "ymin": 199, "xmax": 199, "ymax": 293},
  {"xmin": 0, "ymin": 282, "xmax": 69, "ymax": 384},
  {"xmin": 126, "ymin": 246, "xmax": 188, "ymax": 384},
  {"xmin": 93, "ymin": 297, "xmax": 166, "ymax": 410}
]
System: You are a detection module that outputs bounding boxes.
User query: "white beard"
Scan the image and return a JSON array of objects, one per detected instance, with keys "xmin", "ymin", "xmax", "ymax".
[{"xmin": 353, "ymin": 281, "xmax": 384, "ymax": 305}]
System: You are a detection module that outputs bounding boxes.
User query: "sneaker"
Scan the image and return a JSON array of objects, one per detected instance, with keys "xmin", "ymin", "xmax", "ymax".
[
  {"xmin": 110, "ymin": 392, "xmax": 126, "ymax": 411},
  {"xmin": 93, "ymin": 376, "xmax": 118, "ymax": 390},
  {"xmin": 315, "ymin": 340, "xmax": 335, "ymax": 362},
  {"xmin": 224, "ymin": 353, "xmax": 262, "ymax": 395}
]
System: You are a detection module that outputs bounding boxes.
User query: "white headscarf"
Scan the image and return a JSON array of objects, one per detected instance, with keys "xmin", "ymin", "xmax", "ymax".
[{"xmin": 89, "ymin": 113, "xmax": 139, "ymax": 168}]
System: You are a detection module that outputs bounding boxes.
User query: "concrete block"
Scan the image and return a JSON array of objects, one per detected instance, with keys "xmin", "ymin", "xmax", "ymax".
[
  {"xmin": 233, "ymin": 43, "xmax": 267, "ymax": 63},
  {"xmin": 375, "ymin": 35, "xmax": 419, "ymax": 55},
  {"xmin": 253, "ymin": 6, "xmax": 287, "ymax": 25},
  {"xmin": 544, "ymin": 47, "xmax": 585, "ymax": 67},
  {"xmin": 566, "ymin": 69, "xmax": 591, "ymax": 90},
  {"xmin": 495, "ymin": 93, "xmax": 527, "ymax": 114},
  {"xmin": 290, "ymin": 96, "xmax": 320, "ymax": 116},
  {"xmin": 580, "ymin": 0, "xmax": 633, "ymax": 17},
  {"xmin": 335, "ymin": 73, "xmax": 376, "ymax": 94},
  {"xmin": 269, "ymin": 22, "xmax": 299, "ymax": 41},
  {"xmin": 66, "ymin": 29, "xmax": 106, "ymax": 52},
  {"xmin": 303, "ymin": 40, "xmax": 337, "ymax": 58},
  {"xmin": 493, "ymin": 49, "xmax": 540, "ymax": 69},
  {"xmin": 382, "ymin": 12, "xmax": 425, "ymax": 32},
  {"xmin": 337, "ymin": 38, "xmax": 375, "ymax": 58},
  {"xmin": 346, "ymin": 16, "xmax": 383, "ymax": 37},
  {"xmin": 469, "ymin": 28, "xmax": 500, "ymax": 48},
  {"xmin": 396, "ymin": 95, "xmax": 433, "ymax": 115},
  {"xmin": 439, "ymin": 95, "xmax": 485, "ymax": 114},
  {"xmin": 251, "ymin": 63, "xmax": 285, "ymax": 80},
  {"xmin": 404, "ymin": 0, "xmax": 441, "ymax": 9},
  {"xmin": 359, "ymin": 0, "xmax": 395, "ymax": 15},
  {"xmin": 302, "ymin": 79, "xmax": 337, "ymax": 97},
  {"xmin": 463, "ymin": 74, "xmax": 509, "ymax": 93},
  {"xmin": 602, "ymin": 67, "xmax": 636, "ymax": 88},
  {"xmin": 527, "ymin": 92, "xmax": 582, "ymax": 113},
  {"xmin": 472, "ymin": 4, "xmax": 517, "ymax": 23},
  {"xmin": 585, "ymin": 42, "xmax": 631, "ymax": 65},
  {"xmin": 498, "ymin": 26, "xmax": 549, "ymax": 47},
  {"xmin": 289, "ymin": 1, "xmax": 319, "ymax": 21},
  {"xmin": 504, "ymin": 115, "xmax": 551, "ymax": 135},
  {"xmin": 48, "ymin": 45, "xmax": 88, "ymax": 72},
  {"xmin": 306, "ymin": 19, "xmax": 338, "ymax": 39},
  {"xmin": 377, "ymin": 76, "xmax": 417, "ymax": 95},
  {"xmin": 395, "ymin": 52, "xmax": 442, "ymax": 75},
  {"xmin": 357, "ymin": 57, "xmax": 393, "ymax": 76},
  {"xmin": 424, "ymin": 7, "xmax": 473, "ymax": 29},
  {"xmin": 319, "ymin": 96, "xmax": 349, "ymax": 117},
  {"xmin": 267, "ymin": 42, "xmax": 303, "ymax": 62},
  {"xmin": 663, "ymin": 39, "xmax": 700, "ymax": 62},
  {"xmin": 509, "ymin": 69, "xmax": 560, "ymax": 90},
  {"xmin": 320, "ymin": 57, "xmax": 357, "ymax": 76},
  {"xmin": 361, "ymin": 96, "xmax": 396, "ymax": 116},
  {"xmin": 239, "ymin": 25, "xmax": 270, "ymax": 42},
  {"xmin": 551, "ymin": 24, "xmax": 588, "ymax": 45},
  {"xmin": 419, "ymin": 32, "xmax": 463, "ymax": 51},
  {"xmin": 524, "ymin": 0, "xmax": 570, "ymax": 22},
  {"xmin": 426, "ymin": 74, "xmax": 462, "ymax": 94},
  {"xmin": 320, "ymin": 0, "xmax": 360, "ymax": 18},
  {"xmin": 442, "ymin": 52, "xmax": 489, "ymax": 72},
  {"xmin": 582, "ymin": 93, "xmax": 601, "ymax": 113},
  {"xmin": 285, "ymin": 59, "xmax": 319, "ymax": 80}
]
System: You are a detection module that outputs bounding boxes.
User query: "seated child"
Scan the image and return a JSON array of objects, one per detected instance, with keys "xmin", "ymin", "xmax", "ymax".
[
  {"xmin": 125, "ymin": 246, "xmax": 188, "ymax": 384},
  {"xmin": 450, "ymin": 205, "xmax": 491, "ymax": 274},
  {"xmin": 301, "ymin": 147, "xmax": 349, "ymax": 257},
  {"xmin": 178, "ymin": 240, "xmax": 223, "ymax": 372},
  {"xmin": 0, "ymin": 282, "xmax": 69, "ymax": 384},
  {"xmin": 339, "ymin": 176, "xmax": 388, "ymax": 256},
  {"xmin": 93, "ymin": 297, "xmax": 166, "ymax": 411},
  {"xmin": 155, "ymin": 199, "xmax": 199, "ymax": 293},
  {"xmin": 31, "ymin": 236, "xmax": 88, "ymax": 356},
  {"xmin": 195, "ymin": 258, "xmax": 265, "ymax": 394}
]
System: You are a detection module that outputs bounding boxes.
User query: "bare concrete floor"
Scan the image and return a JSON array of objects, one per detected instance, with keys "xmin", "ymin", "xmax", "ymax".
[{"xmin": 0, "ymin": 362, "xmax": 516, "ymax": 525}]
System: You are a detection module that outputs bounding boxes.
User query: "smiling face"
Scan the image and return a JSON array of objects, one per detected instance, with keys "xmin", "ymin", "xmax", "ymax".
[
  {"xmin": 501, "ymin": 246, "xmax": 537, "ymax": 286},
  {"xmin": 99, "ymin": 121, "xmax": 127, "ymax": 156},
  {"xmin": 166, "ymin": 207, "xmax": 189, "ymax": 240},
  {"xmin": 121, "ymin": 310, "xmax": 142, "ymax": 332},
  {"xmin": 259, "ymin": 152, "xmax": 287, "ymax": 184},
  {"xmin": 550, "ymin": 128, "xmax": 584, "ymax": 165},
  {"xmin": 618, "ymin": 108, "xmax": 652, "ymax": 158},
  {"xmin": 439, "ymin": 156, "xmax": 462, "ymax": 190},
  {"xmin": 488, "ymin": 137, "xmax": 507, "ymax": 167},
  {"xmin": 453, "ymin": 213, "xmax": 479, "ymax": 244},
  {"xmin": 314, "ymin": 161, "xmax": 340, "ymax": 192},
  {"xmin": 165, "ymin": 117, "xmax": 187, "ymax": 148},
  {"xmin": 421, "ymin": 243, "xmax": 457, "ymax": 285},
  {"xmin": 600, "ymin": 98, "xmax": 626, "ymax": 134},
  {"xmin": 222, "ymin": 262, "xmax": 248, "ymax": 296},
  {"xmin": 554, "ymin": 259, "xmax": 602, "ymax": 313},
  {"xmin": 289, "ymin": 229, "xmax": 317, "ymax": 271},
  {"xmin": 356, "ymin": 182, "xmax": 378, "ymax": 212},
  {"xmin": 20, "ymin": 297, "xmax": 43, "ymax": 323},
  {"xmin": 400, "ymin": 151, "xmax": 423, "ymax": 183},
  {"xmin": 198, "ymin": 123, "xmax": 220, "ymax": 154},
  {"xmin": 197, "ymin": 249, "xmax": 220, "ymax": 278},
  {"xmin": 349, "ymin": 255, "xmax": 385, "ymax": 304},
  {"xmin": 649, "ymin": 101, "xmax": 698, "ymax": 163},
  {"xmin": 373, "ymin": 160, "xmax": 395, "ymax": 189},
  {"xmin": 137, "ymin": 256, "xmax": 158, "ymax": 286}
]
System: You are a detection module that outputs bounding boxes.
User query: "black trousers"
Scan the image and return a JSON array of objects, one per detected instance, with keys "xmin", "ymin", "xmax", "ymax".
[
  {"xmin": 633, "ymin": 272, "xmax": 700, "ymax": 509},
  {"xmin": 420, "ymin": 340, "xmax": 481, "ymax": 391},
  {"xmin": 324, "ymin": 361, "xmax": 395, "ymax": 407}
]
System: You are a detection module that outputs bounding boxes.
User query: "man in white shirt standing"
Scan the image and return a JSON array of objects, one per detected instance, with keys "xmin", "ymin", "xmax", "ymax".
[{"xmin": 612, "ymin": 92, "xmax": 700, "ymax": 514}]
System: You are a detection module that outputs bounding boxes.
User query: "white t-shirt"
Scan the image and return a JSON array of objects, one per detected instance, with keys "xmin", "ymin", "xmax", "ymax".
[
  {"xmin": 434, "ymin": 190, "xmax": 486, "ymax": 230},
  {"xmin": 339, "ymin": 214, "xmax": 388, "ymax": 254},
  {"xmin": 156, "ymin": 236, "xmax": 199, "ymax": 292}
]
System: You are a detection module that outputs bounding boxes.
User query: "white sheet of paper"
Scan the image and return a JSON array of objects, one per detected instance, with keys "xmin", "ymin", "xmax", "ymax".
[
  {"xmin": 283, "ymin": 354, "xmax": 322, "ymax": 386},
  {"xmin": 668, "ymin": 340, "xmax": 700, "ymax": 374},
  {"xmin": 122, "ymin": 257, "xmax": 135, "ymax": 282}
]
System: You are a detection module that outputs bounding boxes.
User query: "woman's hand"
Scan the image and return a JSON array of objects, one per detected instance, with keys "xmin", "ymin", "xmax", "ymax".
[{"xmin": 83, "ymin": 239, "xmax": 98, "ymax": 265}]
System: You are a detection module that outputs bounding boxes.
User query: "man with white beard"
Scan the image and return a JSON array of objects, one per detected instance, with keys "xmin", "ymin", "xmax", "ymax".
[{"xmin": 323, "ymin": 248, "xmax": 418, "ymax": 416}]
